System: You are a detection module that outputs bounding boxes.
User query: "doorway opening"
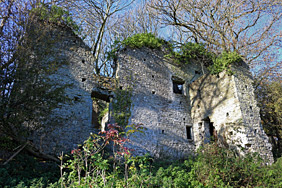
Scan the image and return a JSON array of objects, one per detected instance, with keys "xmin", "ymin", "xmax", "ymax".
[
  {"xmin": 203, "ymin": 117, "xmax": 216, "ymax": 143},
  {"xmin": 91, "ymin": 92, "xmax": 110, "ymax": 131}
]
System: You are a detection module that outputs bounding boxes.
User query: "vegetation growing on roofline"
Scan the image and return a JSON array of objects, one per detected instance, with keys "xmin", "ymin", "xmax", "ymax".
[
  {"xmin": 108, "ymin": 33, "xmax": 242, "ymax": 75},
  {"xmin": 30, "ymin": 4, "xmax": 80, "ymax": 33}
]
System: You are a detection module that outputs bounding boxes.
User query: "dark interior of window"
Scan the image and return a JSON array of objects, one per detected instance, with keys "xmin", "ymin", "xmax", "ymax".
[
  {"xmin": 186, "ymin": 126, "xmax": 192, "ymax": 139},
  {"xmin": 172, "ymin": 76, "xmax": 185, "ymax": 94}
]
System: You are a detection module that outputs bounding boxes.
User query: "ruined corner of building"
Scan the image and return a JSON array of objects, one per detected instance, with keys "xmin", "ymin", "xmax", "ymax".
[{"xmin": 29, "ymin": 22, "xmax": 274, "ymax": 164}]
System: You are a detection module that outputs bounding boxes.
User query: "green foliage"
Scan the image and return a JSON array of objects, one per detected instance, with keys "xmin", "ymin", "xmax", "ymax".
[
  {"xmin": 0, "ymin": 154, "xmax": 59, "ymax": 187},
  {"xmin": 98, "ymin": 104, "xmax": 109, "ymax": 124},
  {"xmin": 61, "ymin": 134, "xmax": 109, "ymax": 187},
  {"xmin": 122, "ymin": 33, "xmax": 166, "ymax": 49},
  {"xmin": 112, "ymin": 88, "xmax": 132, "ymax": 127},
  {"xmin": 169, "ymin": 42, "xmax": 213, "ymax": 64},
  {"xmin": 107, "ymin": 33, "xmax": 166, "ymax": 63},
  {"xmin": 30, "ymin": 4, "xmax": 80, "ymax": 33},
  {"xmin": 209, "ymin": 51, "xmax": 242, "ymax": 75},
  {"xmin": 59, "ymin": 124, "xmax": 145, "ymax": 187},
  {"xmin": 2, "ymin": 141, "xmax": 282, "ymax": 187},
  {"xmin": 108, "ymin": 33, "xmax": 241, "ymax": 75},
  {"xmin": 256, "ymin": 80, "xmax": 282, "ymax": 159}
]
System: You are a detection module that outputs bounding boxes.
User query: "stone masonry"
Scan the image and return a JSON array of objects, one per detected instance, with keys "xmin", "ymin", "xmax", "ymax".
[
  {"xmin": 28, "ymin": 20, "xmax": 97, "ymax": 155},
  {"xmin": 29, "ymin": 21, "xmax": 273, "ymax": 163},
  {"xmin": 116, "ymin": 47, "xmax": 274, "ymax": 163}
]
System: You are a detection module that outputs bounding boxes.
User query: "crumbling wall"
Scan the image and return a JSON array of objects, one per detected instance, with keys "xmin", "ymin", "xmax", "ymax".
[
  {"xmin": 29, "ymin": 21, "xmax": 97, "ymax": 155},
  {"xmin": 189, "ymin": 63, "xmax": 274, "ymax": 163},
  {"xmin": 116, "ymin": 47, "xmax": 203, "ymax": 159},
  {"xmin": 232, "ymin": 64, "xmax": 274, "ymax": 163}
]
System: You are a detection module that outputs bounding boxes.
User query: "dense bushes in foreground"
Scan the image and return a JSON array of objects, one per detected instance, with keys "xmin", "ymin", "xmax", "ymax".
[{"xmin": 1, "ymin": 125, "xmax": 282, "ymax": 187}]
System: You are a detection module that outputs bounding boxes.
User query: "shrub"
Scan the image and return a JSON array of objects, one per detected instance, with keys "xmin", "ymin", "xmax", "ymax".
[
  {"xmin": 30, "ymin": 4, "xmax": 80, "ymax": 33},
  {"xmin": 170, "ymin": 42, "xmax": 213, "ymax": 65},
  {"xmin": 121, "ymin": 33, "xmax": 166, "ymax": 49},
  {"xmin": 209, "ymin": 51, "xmax": 242, "ymax": 75}
]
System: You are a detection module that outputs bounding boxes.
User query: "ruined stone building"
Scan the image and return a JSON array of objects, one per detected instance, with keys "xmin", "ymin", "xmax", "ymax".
[{"xmin": 29, "ymin": 21, "xmax": 274, "ymax": 164}]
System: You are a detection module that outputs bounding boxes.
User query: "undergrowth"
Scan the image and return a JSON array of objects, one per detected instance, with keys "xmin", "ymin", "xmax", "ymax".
[
  {"xmin": 0, "ymin": 153, "xmax": 59, "ymax": 188},
  {"xmin": 1, "ymin": 142, "xmax": 281, "ymax": 187}
]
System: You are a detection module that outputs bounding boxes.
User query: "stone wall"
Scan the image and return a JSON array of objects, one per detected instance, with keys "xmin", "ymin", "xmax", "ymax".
[
  {"xmin": 29, "ymin": 21, "xmax": 97, "ymax": 155},
  {"xmin": 117, "ymin": 47, "xmax": 273, "ymax": 163},
  {"xmin": 189, "ymin": 63, "xmax": 274, "ymax": 163},
  {"xmin": 27, "ymin": 20, "xmax": 274, "ymax": 162},
  {"xmin": 116, "ymin": 47, "xmax": 204, "ymax": 159}
]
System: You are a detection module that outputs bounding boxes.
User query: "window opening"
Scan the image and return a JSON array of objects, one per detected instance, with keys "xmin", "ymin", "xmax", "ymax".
[
  {"xmin": 186, "ymin": 126, "xmax": 192, "ymax": 139},
  {"xmin": 173, "ymin": 82, "xmax": 183, "ymax": 94},
  {"xmin": 172, "ymin": 76, "xmax": 185, "ymax": 94},
  {"xmin": 195, "ymin": 70, "xmax": 201, "ymax": 74},
  {"xmin": 161, "ymin": 130, "xmax": 164, "ymax": 134},
  {"xmin": 82, "ymin": 78, "xmax": 86, "ymax": 82}
]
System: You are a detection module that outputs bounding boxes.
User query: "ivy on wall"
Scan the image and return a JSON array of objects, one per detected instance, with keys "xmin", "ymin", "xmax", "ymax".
[
  {"xmin": 112, "ymin": 88, "xmax": 132, "ymax": 127},
  {"xmin": 30, "ymin": 4, "xmax": 81, "ymax": 34}
]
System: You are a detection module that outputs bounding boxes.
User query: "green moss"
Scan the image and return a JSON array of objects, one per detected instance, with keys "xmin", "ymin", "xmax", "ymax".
[
  {"xmin": 112, "ymin": 87, "xmax": 132, "ymax": 127},
  {"xmin": 30, "ymin": 4, "xmax": 80, "ymax": 33},
  {"xmin": 98, "ymin": 105, "xmax": 109, "ymax": 124}
]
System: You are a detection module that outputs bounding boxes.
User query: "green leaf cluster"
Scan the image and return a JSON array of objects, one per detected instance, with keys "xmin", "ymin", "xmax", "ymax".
[
  {"xmin": 112, "ymin": 88, "xmax": 132, "ymax": 127},
  {"xmin": 2, "ymin": 141, "xmax": 282, "ymax": 187},
  {"xmin": 30, "ymin": 4, "xmax": 80, "ymax": 33},
  {"xmin": 169, "ymin": 42, "xmax": 213, "ymax": 64},
  {"xmin": 121, "ymin": 33, "xmax": 166, "ymax": 49},
  {"xmin": 108, "ymin": 33, "xmax": 241, "ymax": 75},
  {"xmin": 209, "ymin": 51, "xmax": 242, "ymax": 75}
]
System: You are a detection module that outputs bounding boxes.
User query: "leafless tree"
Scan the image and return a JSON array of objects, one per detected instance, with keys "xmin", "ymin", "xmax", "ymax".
[
  {"xmin": 60, "ymin": 0, "xmax": 134, "ymax": 76},
  {"xmin": 149, "ymin": 0, "xmax": 282, "ymax": 65}
]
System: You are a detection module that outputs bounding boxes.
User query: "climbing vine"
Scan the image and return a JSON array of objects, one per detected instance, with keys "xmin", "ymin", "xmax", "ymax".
[
  {"xmin": 112, "ymin": 87, "xmax": 132, "ymax": 127},
  {"xmin": 30, "ymin": 4, "xmax": 80, "ymax": 33}
]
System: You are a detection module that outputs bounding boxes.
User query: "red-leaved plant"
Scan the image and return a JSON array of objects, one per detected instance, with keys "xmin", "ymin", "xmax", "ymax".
[{"xmin": 59, "ymin": 123, "xmax": 145, "ymax": 187}]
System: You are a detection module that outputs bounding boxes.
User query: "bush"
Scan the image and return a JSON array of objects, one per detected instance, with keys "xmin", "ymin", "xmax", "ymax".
[
  {"xmin": 121, "ymin": 33, "xmax": 166, "ymax": 49},
  {"xmin": 2, "ymin": 141, "xmax": 281, "ymax": 187},
  {"xmin": 0, "ymin": 153, "xmax": 59, "ymax": 187},
  {"xmin": 209, "ymin": 51, "xmax": 242, "ymax": 75}
]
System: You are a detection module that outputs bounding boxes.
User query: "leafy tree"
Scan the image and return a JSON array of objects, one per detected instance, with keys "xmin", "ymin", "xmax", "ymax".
[
  {"xmin": 256, "ymin": 79, "xmax": 282, "ymax": 158},
  {"xmin": 0, "ymin": 1, "xmax": 68, "ymax": 161}
]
